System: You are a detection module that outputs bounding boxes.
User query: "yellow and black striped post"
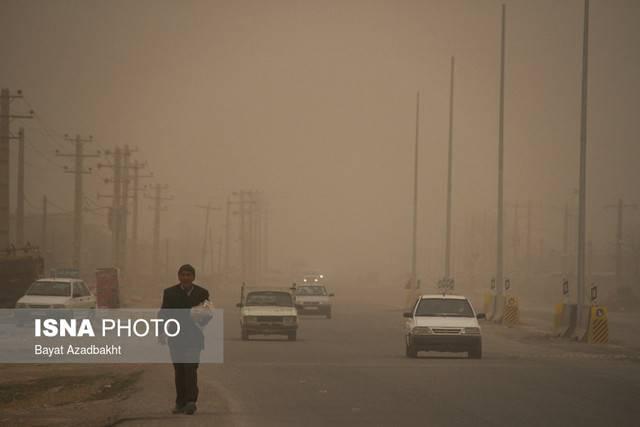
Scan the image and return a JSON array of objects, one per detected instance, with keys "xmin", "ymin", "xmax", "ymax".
[
  {"xmin": 587, "ymin": 306, "xmax": 608, "ymax": 344},
  {"xmin": 502, "ymin": 295, "xmax": 519, "ymax": 327}
]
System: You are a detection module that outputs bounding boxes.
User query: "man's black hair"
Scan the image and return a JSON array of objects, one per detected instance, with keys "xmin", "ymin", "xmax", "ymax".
[{"xmin": 178, "ymin": 264, "xmax": 196, "ymax": 276}]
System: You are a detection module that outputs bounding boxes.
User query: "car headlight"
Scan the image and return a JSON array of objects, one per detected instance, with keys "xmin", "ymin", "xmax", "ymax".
[
  {"xmin": 244, "ymin": 316, "xmax": 257, "ymax": 322},
  {"xmin": 15, "ymin": 303, "xmax": 26, "ymax": 308},
  {"xmin": 463, "ymin": 327, "xmax": 480, "ymax": 335},
  {"xmin": 283, "ymin": 316, "xmax": 297, "ymax": 325},
  {"xmin": 412, "ymin": 326, "xmax": 432, "ymax": 335}
]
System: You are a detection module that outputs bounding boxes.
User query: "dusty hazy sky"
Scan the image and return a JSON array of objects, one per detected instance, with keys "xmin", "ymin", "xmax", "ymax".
[{"xmin": 1, "ymin": 0, "xmax": 639, "ymax": 283}]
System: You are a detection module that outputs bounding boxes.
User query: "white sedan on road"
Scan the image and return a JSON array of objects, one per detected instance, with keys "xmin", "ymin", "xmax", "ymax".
[
  {"xmin": 15, "ymin": 278, "xmax": 96, "ymax": 325},
  {"xmin": 404, "ymin": 294, "xmax": 485, "ymax": 359},
  {"xmin": 237, "ymin": 289, "xmax": 299, "ymax": 341}
]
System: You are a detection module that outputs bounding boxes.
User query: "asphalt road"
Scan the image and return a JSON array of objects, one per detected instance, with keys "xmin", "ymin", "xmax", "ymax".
[{"xmin": 112, "ymin": 300, "xmax": 640, "ymax": 427}]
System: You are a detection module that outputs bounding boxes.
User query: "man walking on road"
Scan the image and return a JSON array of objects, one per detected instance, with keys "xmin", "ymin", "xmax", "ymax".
[{"xmin": 159, "ymin": 264, "xmax": 210, "ymax": 415}]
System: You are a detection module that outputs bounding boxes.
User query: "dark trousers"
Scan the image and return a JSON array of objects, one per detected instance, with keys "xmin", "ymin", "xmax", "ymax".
[
  {"xmin": 173, "ymin": 362, "xmax": 199, "ymax": 405},
  {"xmin": 169, "ymin": 346, "xmax": 201, "ymax": 405}
]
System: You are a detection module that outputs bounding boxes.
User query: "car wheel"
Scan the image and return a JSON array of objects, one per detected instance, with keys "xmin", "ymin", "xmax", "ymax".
[
  {"xmin": 287, "ymin": 331, "xmax": 297, "ymax": 341},
  {"xmin": 405, "ymin": 336, "xmax": 418, "ymax": 358},
  {"xmin": 241, "ymin": 328, "xmax": 249, "ymax": 341},
  {"xmin": 469, "ymin": 345, "xmax": 482, "ymax": 359}
]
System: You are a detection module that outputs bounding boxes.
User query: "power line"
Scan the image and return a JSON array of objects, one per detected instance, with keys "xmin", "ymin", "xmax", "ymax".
[
  {"xmin": 23, "ymin": 192, "xmax": 71, "ymax": 215},
  {"xmin": 21, "ymin": 96, "xmax": 69, "ymax": 151},
  {"xmin": 46, "ymin": 197, "xmax": 69, "ymax": 213},
  {"xmin": 23, "ymin": 137, "xmax": 66, "ymax": 168},
  {"xmin": 23, "ymin": 194, "xmax": 39, "ymax": 213}
]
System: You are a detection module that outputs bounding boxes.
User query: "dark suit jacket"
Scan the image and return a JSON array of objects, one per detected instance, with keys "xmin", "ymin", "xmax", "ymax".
[{"xmin": 160, "ymin": 284, "xmax": 210, "ymax": 350}]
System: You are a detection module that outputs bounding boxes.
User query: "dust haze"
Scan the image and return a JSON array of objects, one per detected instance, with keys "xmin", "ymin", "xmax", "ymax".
[{"xmin": 2, "ymin": 0, "xmax": 640, "ymax": 306}]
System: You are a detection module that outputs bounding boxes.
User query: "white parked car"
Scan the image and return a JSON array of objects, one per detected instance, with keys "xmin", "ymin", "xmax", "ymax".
[
  {"xmin": 295, "ymin": 284, "xmax": 334, "ymax": 318},
  {"xmin": 237, "ymin": 288, "xmax": 298, "ymax": 341},
  {"xmin": 404, "ymin": 294, "xmax": 485, "ymax": 359},
  {"xmin": 15, "ymin": 278, "xmax": 96, "ymax": 310}
]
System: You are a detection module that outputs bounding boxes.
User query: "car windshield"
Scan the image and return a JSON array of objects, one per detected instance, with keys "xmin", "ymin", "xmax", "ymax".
[
  {"xmin": 415, "ymin": 298, "xmax": 474, "ymax": 317},
  {"xmin": 245, "ymin": 291, "xmax": 293, "ymax": 307},
  {"xmin": 26, "ymin": 281, "xmax": 71, "ymax": 297},
  {"xmin": 296, "ymin": 286, "xmax": 327, "ymax": 296}
]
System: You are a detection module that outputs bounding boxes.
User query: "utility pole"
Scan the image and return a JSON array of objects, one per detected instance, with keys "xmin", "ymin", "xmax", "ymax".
[
  {"xmin": 0, "ymin": 88, "xmax": 8, "ymax": 248},
  {"xmin": 238, "ymin": 191, "xmax": 246, "ymax": 281},
  {"xmin": 130, "ymin": 160, "xmax": 152, "ymax": 275},
  {"xmin": 217, "ymin": 237, "xmax": 223, "ymax": 276},
  {"xmin": 248, "ymin": 191, "xmax": 260, "ymax": 283},
  {"xmin": 251, "ymin": 192, "xmax": 259, "ymax": 281},
  {"xmin": 224, "ymin": 195, "xmax": 231, "ymax": 275},
  {"xmin": 576, "ymin": 0, "xmax": 590, "ymax": 320},
  {"xmin": 119, "ymin": 145, "xmax": 132, "ymax": 275},
  {"xmin": 444, "ymin": 58, "xmax": 455, "ymax": 280},
  {"xmin": 57, "ymin": 134, "xmax": 98, "ymax": 270},
  {"xmin": 112, "ymin": 148, "xmax": 122, "ymax": 268},
  {"xmin": 147, "ymin": 184, "xmax": 171, "ymax": 278},
  {"xmin": 230, "ymin": 191, "xmax": 257, "ymax": 283},
  {"xmin": 16, "ymin": 128, "xmax": 25, "ymax": 246},
  {"xmin": 236, "ymin": 191, "xmax": 252, "ymax": 283},
  {"xmin": 98, "ymin": 147, "xmax": 148, "ymax": 275},
  {"xmin": 526, "ymin": 200, "xmax": 532, "ymax": 287},
  {"xmin": 165, "ymin": 238, "xmax": 170, "ymax": 279},
  {"xmin": 587, "ymin": 240, "xmax": 593, "ymax": 281},
  {"xmin": 0, "ymin": 89, "xmax": 32, "ymax": 249},
  {"xmin": 563, "ymin": 201, "xmax": 570, "ymax": 277},
  {"xmin": 262, "ymin": 199, "xmax": 269, "ymax": 276},
  {"xmin": 197, "ymin": 202, "xmax": 221, "ymax": 275},
  {"xmin": 98, "ymin": 147, "xmax": 122, "ymax": 268},
  {"xmin": 496, "ymin": 4, "xmax": 507, "ymax": 296},
  {"xmin": 41, "ymin": 195, "xmax": 48, "ymax": 267},
  {"xmin": 410, "ymin": 91, "xmax": 420, "ymax": 289},
  {"xmin": 239, "ymin": 192, "xmax": 246, "ymax": 280},
  {"xmin": 605, "ymin": 199, "xmax": 637, "ymax": 291},
  {"xmin": 208, "ymin": 228, "xmax": 215, "ymax": 275}
]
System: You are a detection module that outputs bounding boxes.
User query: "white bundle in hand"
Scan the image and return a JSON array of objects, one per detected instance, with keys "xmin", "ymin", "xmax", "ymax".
[{"xmin": 191, "ymin": 299, "xmax": 214, "ymax": 328}]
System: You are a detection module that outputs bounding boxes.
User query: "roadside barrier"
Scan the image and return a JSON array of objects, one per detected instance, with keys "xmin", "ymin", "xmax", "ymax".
[
  {"xmin": 572, "ymin": 305, "xmax": 591, "ymax": 341},
  {"xmin": 492, "ymin": 295, "xmax": 505, "ymax": 323},
  {"xmin": 484, "ymin": 293, "xmax": 496, "ymax": 320},
  {"xmin": 553, "ymin": 303, "xmax": 564, "ymax": 333},
  {"xmin": 554, "ymin": 304, "xmax": 577, "ymax": 337},
  {"xmin": 587, "ymin": 306, "xmax": 608, "ymax": 344},
  {"xmin": 502, "ymin": 295, "xmax": 519, "ymax": 327}
]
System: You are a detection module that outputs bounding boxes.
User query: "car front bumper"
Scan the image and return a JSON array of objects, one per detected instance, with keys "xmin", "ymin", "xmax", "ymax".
[
  {"xmin": 410, "ymin": 334, "xmax": 481, "ymax": 352},
  {"xmin": 243, "ymin": 322, "xmax": 298, "ymax": 335},
  {"xmin": 296, "ymin": 304, "xmax": 331, "ymax": 314}
]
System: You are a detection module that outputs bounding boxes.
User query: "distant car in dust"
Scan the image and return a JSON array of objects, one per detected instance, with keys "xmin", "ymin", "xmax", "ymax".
[
  {"xmin": 302, "ymin": 272, "xmax": 325, "ymax": 284},
  {"xmin": 295, "ymin": 284, "xmax": 334, "ymax": 318}
]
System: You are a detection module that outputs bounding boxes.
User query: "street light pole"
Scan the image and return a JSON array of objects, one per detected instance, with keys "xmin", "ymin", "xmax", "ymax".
[
  {"xmin": 445, "ymin": 57, "xmax": 455, "ymax": 279},
  {"xmin": 576, "ymin": 0, "xmax": 590, "ymax": 322},
  {"xmin": 496, "ymin": 4, "xmax": 507, "ymax": 296},
  {"xmin": 411, "ymin": 91, "xmax": 420, "ymax": 289}
]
